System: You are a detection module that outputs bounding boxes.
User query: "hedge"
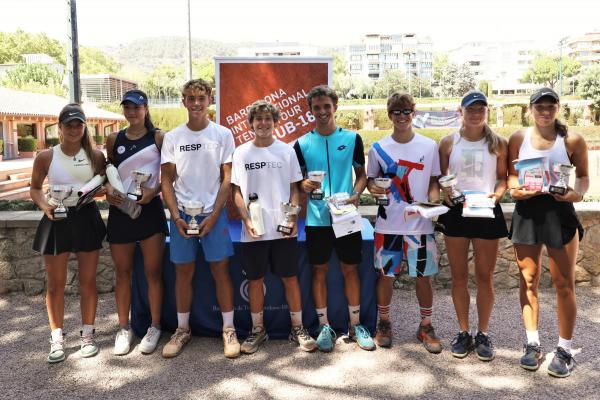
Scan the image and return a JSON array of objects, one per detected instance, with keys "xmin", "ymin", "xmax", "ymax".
[
  {"xmin": 17, "ymin": 136, "xmax": 38, "ymax": 152},
  {"xmin": 93, "ymin": 135, "xmax": 105, "ymax": 145},
  {"xmin": 0, "ymin": 138, "xmax": 3, "ymax": 153},
  {"xmin": 45, "ymin": 138, "xmax": 60, "ymax": 147}
]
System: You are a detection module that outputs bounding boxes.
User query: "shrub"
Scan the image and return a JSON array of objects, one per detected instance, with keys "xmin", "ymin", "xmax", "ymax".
[
  {"xmin": 17, "ymin": 136, "xmax": 38, "ymax": 152},
  {"xmin": 0, "ymin": 138, "xmax": 3, "ymax": 154},
  {"xmin": 336, "ymin": 110, "xmax": 363, "ymax": 130},
  {"xmin": 502, "ymin": 105, "xmax": 527, "ymax": 126},
  {"xmin": 93, "ymin": 135, "xmax": 105, "ymax": 145},
  {"xmin": 373, "ymin": 109, "xmax": 393, "ymax": 130},
  {"xmin": 45, "ymin": 138, "xmax": 60, "ymax": 147}
]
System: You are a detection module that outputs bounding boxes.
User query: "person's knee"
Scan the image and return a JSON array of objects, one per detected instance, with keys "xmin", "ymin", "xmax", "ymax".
[
  {"xmin": 281, "ymin": 276, "xmax": 298, "ymax": 287},
  {"xmin": 46, "ymin": 282, "xmax": 65, "ymax": 297}
]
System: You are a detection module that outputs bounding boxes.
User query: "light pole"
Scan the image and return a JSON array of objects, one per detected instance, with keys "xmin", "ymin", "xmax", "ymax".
[
  {"xmin": 186, "ymin": 0, "xmax": 192, "ymax": 81},
  {"xmin": 558, "ymin": 36, "xmax": 569, "ymax": 96},
  {"xmin": 66, "ymin": 0, "xmax": 80, "ymax": 103}
]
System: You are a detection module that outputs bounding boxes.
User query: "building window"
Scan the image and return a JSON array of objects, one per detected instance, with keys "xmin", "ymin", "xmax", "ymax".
[
  {"xmin": 368, "ymin": 63, "xmax": 380, "ymax": 70},
  {"xmin": 350, "ymin": 64, "xmax": 362, "ymax": 70},
  {"xmin": 367, "ymin": 54, "xmax": 379, "ymax": 61},
  {"xmin": 350, "ymin": 55, "xmax": 361, "ymax": 61}
]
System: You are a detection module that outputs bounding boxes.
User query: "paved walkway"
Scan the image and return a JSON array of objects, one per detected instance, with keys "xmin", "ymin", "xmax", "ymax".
[{"xmin": 1, "ymin": 287, "xmax": 598, "ymax": 399}]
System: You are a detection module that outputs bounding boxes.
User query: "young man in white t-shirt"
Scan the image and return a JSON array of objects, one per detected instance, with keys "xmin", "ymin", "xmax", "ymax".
[
  {"xmin": 367, "ymin": 92, "xmax": 443, "ymax": 353},
  {"xmin": 231, "ymin": 100, "xmax": 317, "ymax": 354},
  {"xmin": 160, "ymin": 79, "xmax": 239, "ymax": 358}
]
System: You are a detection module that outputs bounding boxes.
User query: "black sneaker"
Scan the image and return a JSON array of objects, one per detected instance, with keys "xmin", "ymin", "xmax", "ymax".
[
  {"xmin": 451, "ymin": 331, "xmax": 473, "ymax": 358},
  {"xmin": 520, "ymin": 343, "xmax": 543, "ymax": 371},
  {"xmin": 547, "ymin": 347, "xmax": 575, "ymax": 378},
  {"xmin": 474, "ymin": 331, "xmax": 494, "ymax": 361}
]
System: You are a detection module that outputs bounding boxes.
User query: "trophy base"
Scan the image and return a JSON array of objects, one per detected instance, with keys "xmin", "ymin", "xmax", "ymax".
[
  {"xmin": 277, "ymin": 225, "xmax": 293, "ymax": 235},
  {"xmin": 127, "ymin": 193, "xmax": 142, "ymax": 201},
  {"xmin": 376, "ymin": 198, "xmax": 389, "ymax": 206},
  {"xmin": 186, "ymin": 229, "xmax": 200, "ymax": 235},
  {"xmin": 548, "ymin": 185, "xmax": 567, "ymax": 195},
  {"xmin": 310, "ymin": 192, "xmax": 324, "ymax": 200},
  {"xmin": 53, "ymin": 211, "xmax": 67, "ymax": 219}
]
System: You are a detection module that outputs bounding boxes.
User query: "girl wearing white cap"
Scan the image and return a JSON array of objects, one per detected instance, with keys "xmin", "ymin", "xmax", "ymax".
[
  {"xmin": 508, "ymin": 87, "xmax": 588, "ymax": 378},
  {"xmin": 438, "ymin": 90, "xmax": 508, "ymax": 362},
  {"xmin": 30, "ymin": 103, "xmax": 107, "ymax": 363}
]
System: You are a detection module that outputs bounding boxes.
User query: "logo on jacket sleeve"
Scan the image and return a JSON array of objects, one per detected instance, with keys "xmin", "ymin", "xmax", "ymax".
[{"xmin": 337, "ymin": 145, "xmax": 347, "ymax": 151}]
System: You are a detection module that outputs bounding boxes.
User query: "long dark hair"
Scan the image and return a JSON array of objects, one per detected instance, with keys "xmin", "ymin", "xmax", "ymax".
[{"xmin": 143, "ymin": 108, "xmax": 157, "ymax": 133}]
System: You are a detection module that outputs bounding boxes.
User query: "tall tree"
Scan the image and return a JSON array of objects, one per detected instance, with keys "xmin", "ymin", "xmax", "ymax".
[
  {"xmin": 141, "ymin": 64, "xmax": 185, "ymax": 99},
  {"xmin": 192, "ymin": 58, "xmax": 215, "ymax": 86},
  {"xmin": 79, "ymin": 47, "xmax": 119, "ymax": 74},
  {"xmin": 437, "ymin": 62, "xmax": 475, "ymax": 97},
  {"xmin": 1, "ymin": 63, "xmax": 65, "ymax": 95},
  {"xmin": 373, "ymin": 70, "xmax": 408, "ymax": 98},
  {"xmin": 522, "ymin": 53, "xmax": 580, "ymax": 88},
  {"xmin": 0, "ymin": 30, "xmax": 64, "ymax": 64},
  {"xmin": 578, "ymin": 65, "xmax": 600, "ymax": 109}
]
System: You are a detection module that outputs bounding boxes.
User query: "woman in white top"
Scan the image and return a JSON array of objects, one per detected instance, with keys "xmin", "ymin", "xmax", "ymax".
[
  {"xmin": 508, "ymin": 87, "xmax": 588, "ymax": 378},
  {"xmin": 438, "ymin": 90, "xmax": 508, "ymax": 362},
  {"xmin": 30, "ymin": 103, "xmax": 106, "ymax": 363}
]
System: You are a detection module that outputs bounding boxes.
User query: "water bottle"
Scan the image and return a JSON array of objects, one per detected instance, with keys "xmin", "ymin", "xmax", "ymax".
[
  {"xmin": 105, "ymin": 163, "xmax": 125, "ymax": 193},
  {"xmin": 248, "ymin": 193, "xmax": 265, "ymax": 236}
]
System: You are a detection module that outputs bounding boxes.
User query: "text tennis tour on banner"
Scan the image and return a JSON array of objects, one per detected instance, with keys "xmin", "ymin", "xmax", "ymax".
[{"xmin": 215, "ymin": 58, "xmax": 332, "ymax": 147}]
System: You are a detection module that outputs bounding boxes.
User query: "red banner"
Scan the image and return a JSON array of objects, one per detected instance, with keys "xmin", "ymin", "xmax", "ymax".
[{"xmin": 215, "ymin": 58, "xmax": 332, "ymax": 147}]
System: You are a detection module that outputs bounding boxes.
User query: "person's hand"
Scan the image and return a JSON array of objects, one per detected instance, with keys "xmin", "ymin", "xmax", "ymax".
[
  {"xmin": 173, "ymin": 217, "xmax": 192, "ymax": 238},
  {"xmin": 488, "ymin": 193, "xmax": 500, "ymax": 205},
  {"xmin": 441, "ymin": 187, "xmax": 454, "ymax": 206},
  {"xmin": 198, "ymin": 213, "xmax": 218, "ymax": 237},
  {"xmin": 282, "ymin": 221, "xmax": 298, "ymax": 239},
  {"xmin": 347, "ymin": 193, "xmax": 360, "ymax": 207},
  {"xmin": 104, "ymin": 184, "xmax": 123, "ymax": 206},
  {"xmin": 301, "ymin": 179, "xmax": 320, "ymax": 194},
  {"xmin": 552, "ymin": 188, "xmax": 583, "ymax": 203},
  {"xmin": 369, "ymin": 185, "xmax": 386, "ymax": 196},
  {"xmin": 243, "ymin": 218, "xmax": 261, "ymax": 239},
  {"xmin": 510, "ymin": 185, "xmax": 542, "ymax": 201},
  {"xmin": 41, "ymin": 203, "xmax": 57, "ymax": 220},
  {"xmin": 136, "ymin": 186, "xmax": 155, "ymax": 205},
  {"xmin": 93, "ymin": 185, "xmax": 107, "ymax": 198}
]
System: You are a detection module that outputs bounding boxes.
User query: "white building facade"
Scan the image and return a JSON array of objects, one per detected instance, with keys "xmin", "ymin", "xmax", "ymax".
[{"xmin": 567, "ymin": 32, "xmax": 600, "ymax": 67}]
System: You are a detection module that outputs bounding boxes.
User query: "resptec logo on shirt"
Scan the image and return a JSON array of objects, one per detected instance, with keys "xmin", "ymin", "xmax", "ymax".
[
  {"xmin": 245, "ymin": 161, "xmax": 284, "ymax": 171},
  {"xmin": 179, "ymin": 143, "xmax": 219, "ymax": 152}
]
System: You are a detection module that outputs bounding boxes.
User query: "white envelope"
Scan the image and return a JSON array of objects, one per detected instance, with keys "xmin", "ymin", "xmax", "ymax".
[{"xmin": 331, "ymin": 210, "xmax": 362, "ymax": 238}]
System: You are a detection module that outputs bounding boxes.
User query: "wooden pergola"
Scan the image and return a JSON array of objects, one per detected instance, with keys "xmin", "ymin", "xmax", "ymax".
[{"xmin": 0, "ymin": 87, "xmax": 125, "ymax": 159}]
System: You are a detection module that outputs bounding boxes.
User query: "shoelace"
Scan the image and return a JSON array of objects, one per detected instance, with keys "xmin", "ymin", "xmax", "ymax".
[
  {"xmin": 292, "ymin": 326, "xmax": 312, "ymax": 341},
  {"xmin": 475, "ymin": 333, "xmax": 493, "ymax": 348},
  {"xmin": 171, "ymin": 329, "xmax": 189, "ymax": 344},
  {"xmin": 224, "ymin": 329, "xmax": 238, "ymax": 344},
  {"xmin": 144, "ymin": 327, "xmax": 158, "ymax": 341},
  {"xmin": 49, "ymin": 337, "xmax": 64, "ymax": 352},
  {"xmin": 81, "ymin": 333, "xmax": 94, "ymax": 347},
  {"xmin": 523, "ymin": 343, "xmax": 542, "ymax": 354},
  {"xmin": 452, "ymin": 331, "xmax": 470, "ymax": 346},
  {"xmin": 555, "ymin": 347, "xmax": 577, "ymax": 366},
  {"xmin": 353, "ymin": 325, "xmax": 371, "ymax": 340},
  {"xmin": 320, "ymin": 325, "xmax": 336, "ymax": 339}
]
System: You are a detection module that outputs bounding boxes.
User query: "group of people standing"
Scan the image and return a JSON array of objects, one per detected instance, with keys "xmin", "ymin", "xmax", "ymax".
[{"xmin": 31, "ymin": 79, "xmax": 588, "ymax": 379}]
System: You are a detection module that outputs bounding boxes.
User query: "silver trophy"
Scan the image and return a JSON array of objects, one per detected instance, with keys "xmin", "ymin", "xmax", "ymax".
[
  {"xmin": 50, "ymin": 185, "xmax": 72, "ymax": 219},
  {"xmin": 329, "ymin": 192, "xmax": 350, "ymax": 208},
  {"xmin": 127, "ymin": 170, "xmax": 152, "ymax": 201},
  {"xmin": 183, "ymin": 201, "xmax": 204, "ymax": 235},
  {"xmin": 549, "ymin": 163, "xmax": 574, "ymax": 195},
  {"xmin": 438, "ymin": 174, "xmax": 465, "ymax": 205},
  {"xmin": 374, "ymin": 177, "xmax": 392, "ymax": 206},
  {"xmin": 307, "ymin": 171, "xmax": 326, "ymax": 200},
  {"xmin": 277, "ymin": 202, "xmax": 301, "ymax": 235}
]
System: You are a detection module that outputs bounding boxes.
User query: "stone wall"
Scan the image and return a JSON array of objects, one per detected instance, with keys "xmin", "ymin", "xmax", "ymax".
[{"xmin": 1, "ymin": 204, "xmax": 599, "ymax": 295}]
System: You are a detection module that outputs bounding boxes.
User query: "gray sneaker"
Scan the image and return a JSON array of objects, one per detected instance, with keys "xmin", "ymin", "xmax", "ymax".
[
  {"xmin": 48, "ymin": 336, "xmax": 66, "ymax": 363},
  {"xmin": 289, "ymin": 325, "xmax": 317, "ymax": 352},
  {"xmin": 240, "ymin": 326, "xmax": 267, "ymax": 354},
  {"xmin": 80, "ymin": 329, "xmax": 99, "ymax": 358}
]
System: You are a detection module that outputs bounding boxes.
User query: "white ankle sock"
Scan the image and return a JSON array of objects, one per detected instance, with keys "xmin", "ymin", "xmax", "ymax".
[
  {"xmin": 222, "ymin": 311, "xmax": 234, "ymax": 329},
  {"xmin": 177, "ymin": 312, "xmax": 190, "ymax": 330},
  {"xmin": 349, "ymin": 305, "xmax": 360, "ymax": 327},
  {"xmin": 316, "ymin": 307, "xmax": 328, "ymax": 326},
  {"xmin": 558, "ymin": 336, "xmax": 572, "ymax": 353},
  {"xmin": 526, "ymin": 330, "xmax": 540, "ymax": 345},
  {"xmin": 82, "ymin": 324, "xmax": 94, "ymax": 336},
  {"xmin": 251, "ymin": 311, "xmax": 264, "ymax": 328},
  {"xmin": 290, "ymin": 310, "xmax": 302, "ymax": 327},
  {"xmin": 51, "ymin": 328, "xmax": 63, "ymax": 342}
]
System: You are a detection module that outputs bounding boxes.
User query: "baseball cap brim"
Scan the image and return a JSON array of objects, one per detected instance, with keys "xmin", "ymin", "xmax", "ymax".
[
  {"xmin": 462, "ymin": 98, "xmax": 488, "ymax": 107},
  {"xmin": 530, "ymin": 88, "xmax": 559, "ymax": 104}
]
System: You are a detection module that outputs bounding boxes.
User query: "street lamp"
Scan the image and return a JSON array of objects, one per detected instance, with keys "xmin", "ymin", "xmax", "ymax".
[{"xmin": 558, "ymin": 36, "xmax": 569, "ymax": 96}]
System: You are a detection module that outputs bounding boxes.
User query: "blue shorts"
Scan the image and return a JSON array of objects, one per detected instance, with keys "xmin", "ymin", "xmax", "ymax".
[
  {"xmin": 169, "ymin": 209, "xmax": 234, "ymax": 264},
  {"xmin": 374, "ymin": 233, "xmax": 438, "ymax": 278}
]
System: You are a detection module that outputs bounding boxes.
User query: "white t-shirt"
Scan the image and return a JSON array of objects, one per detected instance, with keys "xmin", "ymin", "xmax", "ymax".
[
  {"xmin": 232, "ymin": 139, "xmax": 303, "ymax": 242},
  {"xmin": 161, "ymin": 121, "xmax": 235, "ymax": 213},
  {"xmin": 448, "ymin": 131, "xmax": 497, "ymax": 195},
  {"xmin": 367, "ymin": 134, "xmax": 440, "ymax": 235}
]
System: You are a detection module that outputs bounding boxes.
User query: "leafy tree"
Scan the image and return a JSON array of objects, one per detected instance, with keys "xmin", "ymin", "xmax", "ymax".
[
  {"xmin": 334, "ymin": 73, "xmax": 353, "ymax": 98},
  {"xmin": 578, "ymin": 65, "xmax": 600, "ymax": 109},
  {"xmin": 141, "ymin": 64, "xmax": 185, "ymax": 99},
  {"xmin": 373, "ymin": 70, "xmax": 408, "ymax": 98},
  {"xmin": 192, "ymin": 58, "xmax": 215, "ymax": 86},
  {"xmin": 350, "ymin": 76, "xmax": 375, "ymax": 99},
  {"xmin": 479, "ymin": 80, "xmax": 492, "ymax": 97},
  {"xmin": 437, "ymin": 62, "xmax": 476, "ymax": 97},
  {"xmin": 1, "ymin": 63, "xmax": 65, "ymax": 95},
  {"xmin": 79, "ymin": 47, "xmax": 119, "ymax": 74},
  {"xmin": 333, "ymin": 53, "xmax": 347, "ymax": 76},
  {"xmin": 522, "ymin": 53, "xmax": 580, "ymax": 88},
  {"xmin": 0, "ymin": 29, "xmax": 64, "ymax": 64},
  {"xmin": 432, "ymin": 53, "xmax": 449, "ymax": 84}
]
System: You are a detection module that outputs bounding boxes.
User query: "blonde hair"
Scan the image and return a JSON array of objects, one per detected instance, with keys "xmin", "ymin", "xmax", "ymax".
[{"xmin": 458, "ymin": 124, "xmax": 501, "ymax": 156}]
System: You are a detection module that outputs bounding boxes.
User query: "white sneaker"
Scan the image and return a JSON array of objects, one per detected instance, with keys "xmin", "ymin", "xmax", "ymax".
[
  {"xmin": 139, "ymin": 326, "xmax": 161, "ymax": 354},
  {"xmin": 113, "ymin": 328, "xmax": 134, "ymax": 356}
]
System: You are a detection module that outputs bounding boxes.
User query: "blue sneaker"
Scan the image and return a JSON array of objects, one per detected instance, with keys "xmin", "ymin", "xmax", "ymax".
[
  {"xmin": 451, "ymin": 331, "xmax": 473, "ymax": 359},
  {"xmin": 547, "ymin": 347, "xmax": 576, "ymax": 378},
  {"xmin": 350, "ymin": 324, "xmax": 376, "ymax": 351},
  {"xmin": 520, "ymin": 343, "xmax": 543, "ymax": 371},
  {"xmin": 316, "ymin": 324, "xmax": 336, "ymax": 352}
]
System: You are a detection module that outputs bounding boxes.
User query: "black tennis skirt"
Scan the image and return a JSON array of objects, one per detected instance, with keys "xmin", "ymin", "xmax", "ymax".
[
  {"xmin": 33, "ymin": 202, "xmax": 106, "ymax": 255},
  {"xmin": 509, "ymin": 195, "xmax": 584, "ymax": 249},
  {"xmin": 106, "ymin": 196, "xmax": 168, "ymax": 244},
  {"xmin": 437, "ymin": 203, "xmax": 508, "ymax": 240}
]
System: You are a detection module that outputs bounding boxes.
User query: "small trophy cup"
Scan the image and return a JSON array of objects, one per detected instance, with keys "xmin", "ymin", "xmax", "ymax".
[
  {"xmin": 549, "ymin": 163, "xmax": 574, "ymax": 195},
  {"xmin": 277, "ymin": 202, "xmax": 301, "ymax": 235},
  {"xmin": 329, "ymin": 192, "xmax": 350, "ymax": 208},
  {"xmin": 438, "ymin": 174, "xmax": 465, "ymax": 205},
  {"xmin": 50, "ymin": 185, "xmax": 72, "ymax": 219},
  {"xmin": 307, "ymin": 171, "xmax": 326, "ymax": 200},
  {"xmin": 183, "ymin": 201, "xmax": 204, "ymax": 235},
  {"xmin": 127, "ymin": 170, "xmax": 152, "ymax": 201},
  {"xmin": 373, "ymin": 177, "xmax": 392, "ymax": 206}
]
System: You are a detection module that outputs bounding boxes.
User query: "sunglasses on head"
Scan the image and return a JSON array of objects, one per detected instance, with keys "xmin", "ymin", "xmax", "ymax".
[{"xmin": 390, "ymin": 109, "xmax": 414, "ymax": 116}]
